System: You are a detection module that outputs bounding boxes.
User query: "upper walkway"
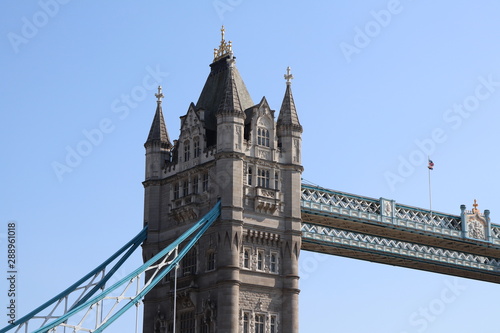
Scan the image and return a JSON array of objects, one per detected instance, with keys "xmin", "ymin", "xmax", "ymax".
[{"xmin": 300, "ymin": 184, "xmax": 500, "ymax": 283}]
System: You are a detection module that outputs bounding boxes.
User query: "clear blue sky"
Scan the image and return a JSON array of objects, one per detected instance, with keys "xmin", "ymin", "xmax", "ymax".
[{"xmin": 1, "ymin": 1, "xmax": 500, "ymax": 332}]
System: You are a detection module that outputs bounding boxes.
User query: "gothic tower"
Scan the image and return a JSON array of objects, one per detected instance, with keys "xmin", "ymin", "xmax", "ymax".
[{"xmin": 142, "ymin": 27, "xmax": 303, "ymax": 333}]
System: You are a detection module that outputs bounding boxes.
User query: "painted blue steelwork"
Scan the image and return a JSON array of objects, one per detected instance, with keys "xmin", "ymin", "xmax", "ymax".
[
  {"xmin": 301, "ymin": 184, "xmax": 500, "ymax": 245},
  {"xmin": 32, "ymin": 201, "xmax": 221, "ymax": 333},
  {"xmin": 0, "ymin": 226, "xmax": 148, "ymax": 333},
  {"xmin": 300, "ymin": 184, "xmax": 500, "ymax": 283},
  {"xmin": 302, "ymin": 223, "xmax": 500, "ymax": 274}
]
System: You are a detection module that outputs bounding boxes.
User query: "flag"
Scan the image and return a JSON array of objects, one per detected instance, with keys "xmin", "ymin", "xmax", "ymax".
[{"xmin": 428, "ymin": 159, "xmax": 434, "ymax": 170}]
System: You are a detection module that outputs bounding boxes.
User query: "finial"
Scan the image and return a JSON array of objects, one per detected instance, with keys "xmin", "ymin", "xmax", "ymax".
[
  {"xmin": 284, "ymin": 66, "xmax": 294, "ymax": 85},
  {"xmin": 472, "ymin": 199, "xmax": 479, "ymax": 214},
  {"xmin": 155, "ymin": 86, "xmax": 164, "ymax": 103},
  {"xmin": 213, "ymin": 25, "xmax": 233, "ymax": 61}
]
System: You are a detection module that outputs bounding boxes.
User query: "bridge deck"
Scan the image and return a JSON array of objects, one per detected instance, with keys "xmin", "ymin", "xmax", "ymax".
[{"xmin": 300, "ymin": 184, "xmax": 500, "ymax": 284}]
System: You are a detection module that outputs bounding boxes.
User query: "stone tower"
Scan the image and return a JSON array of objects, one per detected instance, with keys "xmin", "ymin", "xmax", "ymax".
[{"xmin": 142, "ymin": 27, "xmax": 303, "ymax": 333}]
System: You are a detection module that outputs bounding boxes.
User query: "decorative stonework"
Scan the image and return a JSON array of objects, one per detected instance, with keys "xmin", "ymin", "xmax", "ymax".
[
  {"xmin": 171, "ymin": 205, "xmax": 198, "ymax": 224},
  {"xmin": 176, "ymin": 291, "xmax": 195, "ymax": 311},
  {"xmin": 381, "ymin": 199, "xmax": 393, "ymax": 217},
  {"xmin": 467, "ymin": 216, "xmax": 486, "ymax": 240},
  {"xmin": 461, "ymin": 200, "xmax": 490, "ymax": 241},
  {"xmin": 245, "ymin": 229, "xmax": 281, "ymax": 245}
]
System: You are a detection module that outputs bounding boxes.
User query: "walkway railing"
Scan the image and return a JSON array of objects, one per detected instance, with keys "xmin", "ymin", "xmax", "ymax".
[{"xmin": 301, "ymin": 184, "xmax": 500, "ymax": 245}]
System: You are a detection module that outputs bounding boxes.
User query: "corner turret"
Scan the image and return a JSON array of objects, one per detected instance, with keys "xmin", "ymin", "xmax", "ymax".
[
  {"xmin": 277, "ymin": 67, "xmax": 303, "ymax": 165},
  {"xmin": 144, "ymin": 86, "xmax": 172, "ymax": 180}
]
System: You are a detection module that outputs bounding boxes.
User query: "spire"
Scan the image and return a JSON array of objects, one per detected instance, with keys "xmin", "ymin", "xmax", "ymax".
[
  {"xmin": 145, "ymin": 86, "xmax": 172, "ymax": 148},
  {"xmin": 196, "ymin": 27, "xmax": 253, "ymax": 133},
  {"xmin": 277, "ymin": 67, "xmax": 302, "ymax": 133},
  {"xmin": 216, "ymin": 54, "xmax": 244, "ymax": 117}
]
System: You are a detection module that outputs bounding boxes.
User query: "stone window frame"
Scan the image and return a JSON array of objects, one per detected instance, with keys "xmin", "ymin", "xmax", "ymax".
[
  {"xmin": 257, "ymin": 127, "xmax": 270, "ymax": 147},
  {"xmin": 184, "ymin": 140, "xmax": 191, "ymax": 162},
  {"xmin": 182, "ymin": 179, "xmax": 189, "ymax": 197},
  {"xmin": 257, "ymin": 168, "xmax": 270, "ymax": 188},
  {"xmin": 206, "ymin": 249, "xmax": 216, "ymax": 272},
  {"xmin": 269, "ymin": 251, "xmax": 279, "ymax": 274},
  {"xmin": 242, "ymin": 311, "xmax": 250, "ymax": 333},
  {"xmin": 269, "ymin": 313, "xmax": 278, "ymax": 333},
  {"xmin": 247, "ymin": 165, "xmax": 253, "ymax": 186},
  {"xmin": 173, "ymin": 183, "xmax": 180, "ymax": 200},
  {"xmin": 182, "ymin": 247, "xmax": 197, "ymax": 276},
  {"xmin": 202, "ymin": 173, "xmax": 209, "ymax": 192},
  {"xmin": 192, "ymin": 175, "xmax": 199, "ymax": 194},
  {"xmin": 254, "ymin": 313, "xmax": 266, "ymax": 333},
  {"xmin": 242, "ymin": 247, "xmax": 251, "ymax": 270},
  {"xmin": 256, "ymin": 249, "xmax": 265, "ymax": 271},
  {"xmin": 179, "ymin": 310, "xmax": 195, "ymax": 333},
  {"xmin": 193, "ymin": 137, "xmax": 200, "ymax": 158}
]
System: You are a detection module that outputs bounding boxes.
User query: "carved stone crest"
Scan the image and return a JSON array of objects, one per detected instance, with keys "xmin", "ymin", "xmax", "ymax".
[{"xmin": 463, "ymin": 200, "xmax": 488, "ymax": 241}]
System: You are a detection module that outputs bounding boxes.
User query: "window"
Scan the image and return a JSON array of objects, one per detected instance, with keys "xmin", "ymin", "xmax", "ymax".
[
  {"xmin": 193, "ymin": 138, "xmax": 200, "ymax": 158},
  {"xmin": 200, "ymin": 318, "xmax": 209, "ymax": 333},
  {"xmin": 243, "ymin": 249, "xmax": 250, "ymax": 269},
  {"xmin": 258, "ymin": 169, "xmax": 270, "ymax": 188},
  {"xmin": 270, "ymin": 253, "xmax": 278, "ymax": 273},
  {"xmin": 202, "ymin": 173, "xmax": 209, "ymax": 192},
  {"xmin": 255, "ymin": 314, "xmax": 265, "ymax": 333},
  {"xmin": 257, "ymin": 128, "xmax": 270, "ymax": 147},
  {"xmin": 243, "ymin": 312, "xmax": 250, "ymax": 333},
  {"xmin": 206, "ymin": 251, "xmax": 215, "ymax": 271},
  {"xmin": 192, "ymin": 176, "xmax": 199, "ymax": 194},
  {"xmin": 174, "ymin": 183, "xmax": 180, "ymax": 200},
  {"xmin": 183, "ymin": 180, "xmax": 189, "ymax": 197},
  {"xmin": 179, "ymin": 311, "xmax": 195, "ymax": 333},
  {"xmin": 184, "ymin": 140, "xmax": 191, "ymax": 162},
  {"xmin": 257, "ymin": 250, "xmax": 264, "ymax": 271},
  {"xmin": 182, "ymin": 248, "xmax": 196, "ymax": 276},
  {"xmin": 274, "ymin": 171, "xmax": 279, "ymax": 190},
  {"xmin": 247, "ymin": 167, "xmax": 252, "ymax": 186},
  {"xmin": 270, "ymin": 315, "xmax": 277, "ymax": 333}
]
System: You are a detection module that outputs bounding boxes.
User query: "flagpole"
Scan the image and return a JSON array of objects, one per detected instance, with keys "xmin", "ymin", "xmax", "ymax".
[{"xmin": 428, "ymin": 157, "xmax": 433, "ymax": 222}]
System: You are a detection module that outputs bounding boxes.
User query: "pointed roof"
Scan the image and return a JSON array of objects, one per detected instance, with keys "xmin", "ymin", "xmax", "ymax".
[
  {"xmin": 216, "ymin": 55, "xmax": 244, "ymax": 116},
  {"xmin": 277, "ymin": 67, "xmax": 302, "ymax": 133},
  {"xmin": 145, "ymin": 86, "xmax": 172, "ymax": 147},
  {"xmin": 195, "ymin": 28, "xmax": 253, "ymax": 131}
]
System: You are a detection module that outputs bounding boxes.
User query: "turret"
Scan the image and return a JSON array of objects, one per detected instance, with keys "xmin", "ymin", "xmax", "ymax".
[
  {"xmin": 144, "ymin": 86, "xmax": 172, "ymax": 180},
  {"xmin": 277, "ymin": 67, "xmax": 303, "ymax": 165}
]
